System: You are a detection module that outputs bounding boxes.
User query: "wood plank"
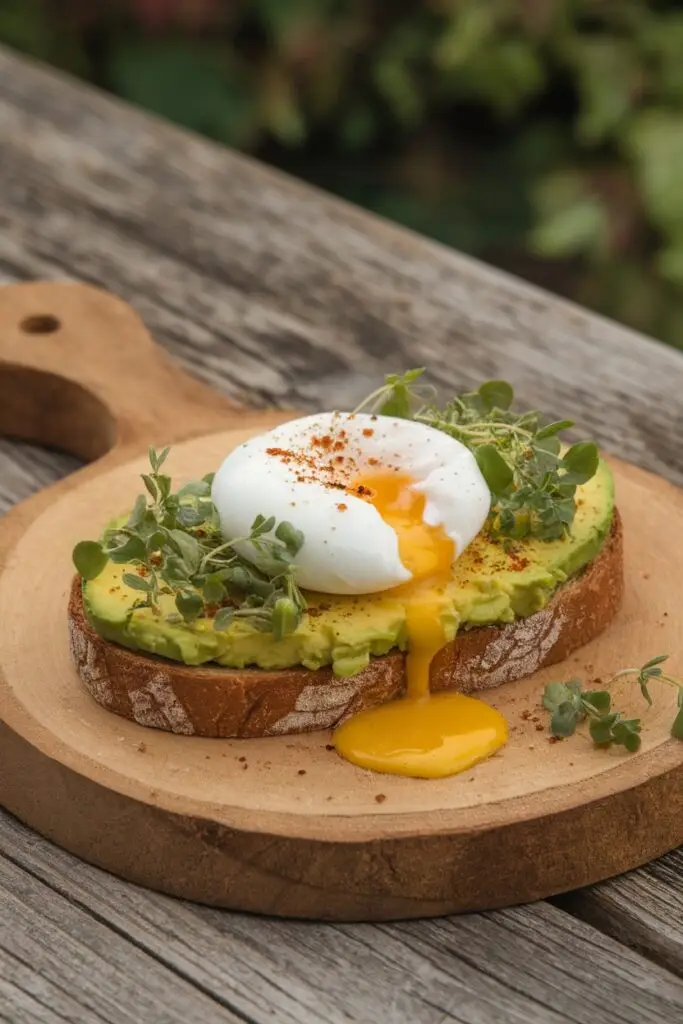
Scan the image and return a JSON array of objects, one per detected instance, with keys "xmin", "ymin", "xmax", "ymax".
[
  {"xmin": 1, "ymin": 810, "xmax": 682, "ymax": 1024},
  {"xmin": 558, "ymin": 849, "xmax": 683, "ymax": 976},
  {"xmin": 0, "ymin": 439, "xmax": 80, "ymax": 514},
  {"xmin": 0, "ymin": 270, "xmax": 82, "ymax": 514},
  {"xmin": 0, "ymin": 845, "xmax": 242, "ymax": 1024},
  {"xmin": 1, "ymin": 43, "xmax": 683, "ymax": 1003},
  {"xmin": 0, "ymin": 952, "xmax": 74, "ymax": 1024},
  {"xmin": 1, "ymin": 47, "xmax": 683, "ymax": 487}
]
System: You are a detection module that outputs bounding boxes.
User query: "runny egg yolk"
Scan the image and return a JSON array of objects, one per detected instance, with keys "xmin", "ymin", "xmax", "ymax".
[{"xmin": 333, "ymin": 471, "xmax": 508, "ymax": 778}]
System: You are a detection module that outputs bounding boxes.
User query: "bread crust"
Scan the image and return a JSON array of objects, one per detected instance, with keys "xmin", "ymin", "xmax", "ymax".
[{"xmin": 68, "ymin": 513, "xmax": 623, "ymax": 738}]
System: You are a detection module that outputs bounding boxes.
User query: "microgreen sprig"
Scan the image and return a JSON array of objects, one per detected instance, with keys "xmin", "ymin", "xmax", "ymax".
[
  {"xmin": 72, "ymin": 448, "xmax": 307, "ymax": 640},
  {"xmin": 542, "ymin": 655, "xmax": 683, "ymax": 751},
  {"xmin": 356, "ymin": 369, "xmax": 600, "ymax": 542}
]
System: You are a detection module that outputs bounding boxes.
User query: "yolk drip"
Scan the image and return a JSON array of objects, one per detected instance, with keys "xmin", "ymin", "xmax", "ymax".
[{"xmin": 333, "ymin": 472, "xmax": 508, "ymax": 778}]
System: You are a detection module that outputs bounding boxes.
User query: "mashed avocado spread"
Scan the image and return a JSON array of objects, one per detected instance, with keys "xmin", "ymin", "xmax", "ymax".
[{"xmin": 83, "ymin": 460, "xmax": 614, "ymax": 678}]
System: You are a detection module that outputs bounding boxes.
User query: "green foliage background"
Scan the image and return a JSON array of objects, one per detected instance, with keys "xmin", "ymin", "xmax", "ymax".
[{"xmin": 4, "ymin": 0, "xmax": 683, "ymax": 349}]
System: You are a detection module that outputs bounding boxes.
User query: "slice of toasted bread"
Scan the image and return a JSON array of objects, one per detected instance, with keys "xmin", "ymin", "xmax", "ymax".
[{"xmin": 68, "ymin": 513, "xmax": 623, "ymax": 738}]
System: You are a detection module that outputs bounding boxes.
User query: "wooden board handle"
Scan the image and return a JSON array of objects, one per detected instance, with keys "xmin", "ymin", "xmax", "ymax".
[{"xmin": 0, "ymin": 281, "xmax": 285, "ymax": 461}]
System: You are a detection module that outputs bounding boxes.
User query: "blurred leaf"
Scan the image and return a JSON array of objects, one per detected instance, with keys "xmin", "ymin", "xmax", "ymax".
[
  {"xmin": 627, "ymin": 111, "xmax": 683, "ymax": 234},
  {"xmin": 339, "ymin": 104, "xmax": 378, "ymax": 150},
  {"xmin": 373, "ymin": 57, "xmax": 422, "ymax": 126},
  {"xmin": 108, "ymin": 39, "xmax": 255, "ymax": 146},
  {"xmin": 534, "ymin": 169, "xmax": 584, "ymax": 211},
  {"xmin": 256, "ymin": 0, "xmax": 337, "ymax": 45},
  {"xmin": 260, "ymin": 66, "xmax": 306, "ymax": 145},
  {"xmin": 438, "ymin": 39, "xmax": 545, "ymax": 115},
  {"xmin": 642, "ymin": 14, "xmax": 683, "ymax": 103},
  {"xmin": 5, "ymin": 0, "xmax": 683, "ymax": 352},
  {"xmin": 571, "ymin": 39, "xmax": 637, "ymax": 144},
  {"xmin": 0, "ymin": 0, "xmax": 47, "ymax": 56},
  {"xmin": 657, "ymin": 243, "xmax": 683, "ymax": 287},
  {"xmin": 532, "ymin": 191, "xmax": 608, "ymax": 258},
  {"xmin": 433, "ymin": 6, "xmax": 496, "ymax": 70}
]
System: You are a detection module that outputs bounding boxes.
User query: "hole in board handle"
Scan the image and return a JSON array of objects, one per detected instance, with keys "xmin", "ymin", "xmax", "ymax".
[{"xmin": 20, "ymin": 314, "xmax": 62, "ymax": 335}]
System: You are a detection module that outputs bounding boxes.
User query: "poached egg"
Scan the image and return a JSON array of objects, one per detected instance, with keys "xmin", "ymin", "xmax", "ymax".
[
  {"xmin": 212, "ymin": 412, "xmax": 508, "ymax": 778},
  {"xmin": 212, "ymin": 412, "xmax": 490, "ymax": 595}
]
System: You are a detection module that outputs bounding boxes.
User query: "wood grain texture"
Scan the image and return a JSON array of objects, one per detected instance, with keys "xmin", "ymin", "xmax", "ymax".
[
  {"xmin": 0, "ymin": 439, "xmax": 80, "ymax": 514},
  {"xmin": 0, "ymin": 41, "xmax": 682, "ymax": 1017},
  {"xmin": 2, "ymin": 810, "xmax": 683, "ymax": 1024},
  {"xmin": 0, "ymin": 389, "xmax": 679, "ymax": 920},
  {"xmin": 0, "ymin": 46, "xmax": 682, "ymax": 486},
  {"xmin": 0, "ymin": 279, "xmax": 289, "ymax": 456},
  {"xmin": 558, "ymin": 849, "xmax": 683, "ymax": 976},
  {"xmin": 0, "ymin": 843, "xmax": 242, "ymax": 1024}
]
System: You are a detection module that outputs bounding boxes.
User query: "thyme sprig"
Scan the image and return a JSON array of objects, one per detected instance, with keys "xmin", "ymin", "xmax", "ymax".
[
  {"xmin": 73, "ymin": 447, "xmax": 306, "ymax": 640},
  {"xmin": 356, "ymin": 369, "xmax": 599, "ymax": 542},
  {"xmin": 543, "ymin": 655, "xmax": 683, "ymax": 751}
]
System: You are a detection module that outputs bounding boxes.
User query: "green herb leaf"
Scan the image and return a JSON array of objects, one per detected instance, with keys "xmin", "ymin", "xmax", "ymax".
[
  {"xmin": 155, "ymin": 474, "xmax": 172, "ymax": 501},
  {"xmin": 356, "ymin": 372, "xmax": 599, "ymax": 541},
  {"xmin": 142, "ymin": 474, "xmax": 158, "ymax": 500},
  {"xmin": 127, "ymin": 494, "xmax": 148, "ymax": 529},
  {"xmin": 148, "ymin": 446, "xmax": 170, "ymax": 473},
  {"xmin": 177, "ymin": 480, "xmax": 211, "ymax": 499},
  {"xmin": 176, "ymin": 506, "xmax": 204, "ymax": 528},
  {"xmin": 589, "ymin": 715, "xmax": 617, "ymax": 745},
  {"xmin": 175, "ymin": 591, "xmax": 203, "ymax": 623},
  {"xmin": 122, "ymin": 572, "xmax": 155, "ymax": 592},
  {"xmin": 582, "ymin": 690, "xmax": 612, "ymax": 713},
  {"xmin": 551, "ymin": 701, "xmax": 579, "ymax": 738},
  {"xmin": 275, "ymin": 520, "xmax": 305, "ymax": 555},
  {"xmin": 543, "ymin": 652, "xmax": 683, "ymax": 752},
  {"xmin": 671, "ymin": 706, "xmax": 683, "ymax": 741},
  {"xmin": 251, "ymin": 514, "xmax": 276, "ymax": 538},
  {"xmin": 379, "ymin": 392, "xmax": 410, "ymax": 418},
  {"xmin": 224, "ymin": 564, "xmax": 255, "ymax": 591},
  {"xmin": 73, "ymin": 540, "xmax": 109, "ymax": 580},
  {"xmin": 202, "ymin": 574, "xmax": 226, "ymax": 604},
  {"xmin": 145, "ymin": 529, "xmax": 167, "ymax": 553},
  {"xmin": 76, "ymin": 446, "xmax": 306, "ymax": 642},
  {"xmin": 536, "ymin": 419, "xmax": 574, "ymax": 440},
  {"xmin": 638, "ymin": 677, "xmax": 654, "ymax": 706},
  {"xmin": 167, "ymin": 530, "xmax": 201, "ymax": 574},
  {"xmin": 155, "ymin": 447, "xmax": 170, "ymax": 471},
  {"xmin": 562, "ymin": 442, "xmax": 600, "ymax": 483},
  {"xmin": 271, "ymin": 596, "xmax": 301, "ymax": 640},
  {"xmin": 107, "ymin": 534, "xmax": 148, "ymax": 564},
  {"xmin": 214, "ymin": 606, "xmax": 235, "ymax": 632},
  {"xmin": 543, "ymin": 680, "xmax": 580, "ymax": 712},
  {"xmin": 478, "ymin": 380, "xmax": 514, "ymax": 412},
  {"xmin": 612, "ymin": 719, "xmax": 642, "ymax": 752},
  {"xmin": 641, "ymin": 654, "xmax": 669, "ymax": 670},
  {"xmin": 379, "ymin": 368, "xmax": 427, "ymax": 418},
  {"xmin": 474, "ymin": 444, "xmax": 514, "ymax": 496},
  {"xmin": 161, "ymin": 556, "xmax": 190, "ymax": 584}
]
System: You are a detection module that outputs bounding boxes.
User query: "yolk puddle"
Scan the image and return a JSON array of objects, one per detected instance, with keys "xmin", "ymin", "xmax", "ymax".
[{"xmin": 333, "ymin": 471, "xmax": 508, "ymax": 778}]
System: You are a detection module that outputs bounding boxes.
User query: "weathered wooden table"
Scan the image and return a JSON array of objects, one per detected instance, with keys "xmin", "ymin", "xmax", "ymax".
[{"xmin": 1, "ymin": 45, "xmax": 682, "ymax": 1024}]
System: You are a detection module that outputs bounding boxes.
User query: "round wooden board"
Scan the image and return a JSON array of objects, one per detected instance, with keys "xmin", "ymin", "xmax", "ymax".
[
  {"xmin": 1, "ymin": 431, "xmax": 683, "ymax": 921},
  {"xmin": 1, "ymin": 281, "xmax": 682, "ymax": 921}
]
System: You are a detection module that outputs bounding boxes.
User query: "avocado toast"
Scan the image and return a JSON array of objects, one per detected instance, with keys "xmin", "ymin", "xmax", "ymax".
[{"xmin": 69, "ymin": 372, "xmax": 623, "ymax": 772}]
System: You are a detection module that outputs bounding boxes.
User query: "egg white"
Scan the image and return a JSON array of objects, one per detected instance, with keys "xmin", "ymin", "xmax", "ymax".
[{"xmin": 211, "ymin": 412, "xmax": 491, "ymax": 595}]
